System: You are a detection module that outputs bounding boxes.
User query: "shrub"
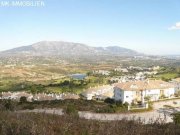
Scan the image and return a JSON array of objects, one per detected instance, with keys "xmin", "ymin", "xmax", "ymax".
[
  {"xmin": 174, "ymin": 91, "xmax": 180, "ymax": 97},
  {"xmin": 160, "ymin": 94, "xmax": 166, "ymax": 99},
  {"xmin": 1, "ymin": 112, "xmax": 180, "ymax": 135},
  {"xmin": 171, "ymin": 112, "xmax": 180, "ymax": 125},
  {"xmin": 104, "ymin": 98, "xmax": 115, "ymax": 104},
  {"xmin": 163, "ymin": 105, "xmax": 173, "ymax": 109},
  {"xmin": 123, "ymin": 102, "xmax": 129, "ymax": 107},
  {"xmin": 3, "ymin": 99, "xmax": 16, "ymax": 111},
  {"xmin": 65, "ymin": 104, "xmax": 78, "ymax": 116},
  {"xmin": 116, "ymin": 100, "xmax": 123, "ymax": 107},
  {"xmin": 96, "ymin": 105, "xmax": 116, "ymax": 113},
  {"xmin": 144, "ymin": 96, "xmax": 151, "ymax": 101},
  {"xmin": 20, "ymin": 96, "xmax": 27, "ymax": 103},
  {"xmin": 22, "ymin": 104, "xmax": 35, "ymax": 110},
  {"xmin": 161, "ymin": 77, "xmax": 171, "ymax": 82}
]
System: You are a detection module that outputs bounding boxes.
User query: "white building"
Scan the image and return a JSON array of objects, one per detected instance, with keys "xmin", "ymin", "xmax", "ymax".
[
  {"xmin": 153, "ymin": 66, "xmax": 160, "ymax": 71},
  {"xmin": 81, "ymin": 85, "xmax": 114, "ymax": 100},
  {"xmin": 114, "ymin": 67, "xmax": 128, "ymax": 73},
  {"xmin": 114, "ymin": 80, "xmax": 175, "ymax": 104},
  {"xmin": 93, "ymin": 70, "xmax": 110, "ymax": 76}
]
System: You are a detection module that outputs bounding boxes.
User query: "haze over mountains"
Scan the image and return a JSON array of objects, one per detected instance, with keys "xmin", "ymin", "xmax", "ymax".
[{"xmin": 0, "ymin": 41, "xmax": 141, "ymax": 57}]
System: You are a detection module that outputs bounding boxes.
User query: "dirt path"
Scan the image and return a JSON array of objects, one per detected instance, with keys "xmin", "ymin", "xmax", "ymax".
[
  {"xmin": 18, "ymin": 108, "xmax": 64, "ymax": 115},
  {"xmin": 18, "ymin": 99, "xmax": 180, "ymax": 124},
  {"xmin": 79, "ymin": 99, "xmax": 180, "ymax": 123}
]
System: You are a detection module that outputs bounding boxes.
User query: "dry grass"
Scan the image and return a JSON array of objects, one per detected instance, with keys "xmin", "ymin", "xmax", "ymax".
[{"xmin": 0, "ymin": 111, "xmax": 180, "ymax": 135}]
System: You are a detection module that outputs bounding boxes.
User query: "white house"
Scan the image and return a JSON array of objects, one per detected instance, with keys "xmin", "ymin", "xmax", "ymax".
[
  {"xmin": 153, "ymin": 66, "xmax": 160, "ymax": 71},
  {"xmin": 93, "ymin": 70, "xmax": 110, "ymax": 76},
  {"xmin": 114, "ymin": 80, "xmax": 175, "ymax": 104},
  {"xmin": 114, "ymin": 67, "xmax": 128, "ymax": 73},
  {"xmin": 81, "ymin": 85, "xmax": 114, "ymax": 100}
]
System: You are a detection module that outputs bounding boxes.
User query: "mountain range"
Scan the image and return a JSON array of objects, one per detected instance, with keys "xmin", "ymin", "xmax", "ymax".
[{"xmin": 0, "ymin": 41, "xmax": 141, "ymax": 57}]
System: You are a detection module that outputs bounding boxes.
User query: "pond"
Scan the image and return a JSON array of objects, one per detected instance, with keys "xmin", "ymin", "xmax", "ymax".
[{"xmin": 70, "ymin": 74, "xmax": 87, "ymax": 80}]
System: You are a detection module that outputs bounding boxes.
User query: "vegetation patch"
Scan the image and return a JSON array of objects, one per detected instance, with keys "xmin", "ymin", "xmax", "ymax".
[{"xmin": 0, "ymin": 111, "xmax": 179, "ymax": 135}]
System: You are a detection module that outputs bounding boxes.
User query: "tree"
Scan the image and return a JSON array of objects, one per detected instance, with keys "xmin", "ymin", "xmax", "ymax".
[{"xmin": 86, "ymin": 71, "xmax": 92, "ymax": 76}]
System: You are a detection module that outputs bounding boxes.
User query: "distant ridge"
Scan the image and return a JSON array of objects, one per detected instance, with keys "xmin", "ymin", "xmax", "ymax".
[{"xmin": 0, "ymin": 41, "xmax": 141, "ymax": 57}]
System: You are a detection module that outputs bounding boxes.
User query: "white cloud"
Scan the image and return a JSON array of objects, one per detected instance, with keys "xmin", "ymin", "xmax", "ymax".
[{"xmin": 169, "ymin": 22, "xmax": 180, "ymax": 30}]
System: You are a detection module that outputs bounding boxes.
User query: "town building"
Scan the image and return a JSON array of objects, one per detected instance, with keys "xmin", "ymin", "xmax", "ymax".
[
  {"xmin": 93, "ymin": 70, "xmax": 110, "ymax": 76},
  {"xmin": 114, "ymin": 80, "xmax": 175, "ymax": 104},
  {"xmin": 81, "ymin": 85, "xmax": 114, "ymax": 100},
  {"xmin": 114, "ymin": 67, "xmax": 128, "ymax": 73}
]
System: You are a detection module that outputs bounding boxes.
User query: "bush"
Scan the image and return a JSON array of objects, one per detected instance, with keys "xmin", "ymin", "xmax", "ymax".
[
  {"xmin": 0, "ymin": 99, "xmax": 16, "ymax": 111},
  {"xmin": 116, "ymin": 100, "xmax": 123, "ymax": 107},
  {"xmin": 161, "ymin": 77, "xmax": 171, "ymax": 82},
  {"xmin": 144, "ymin": 96, "xmax": 151, "ymax": 101},
  {"xmin": 96, "ymin": 105, "xmax": 116, "ymax": 113},
  {"xmin": 174, "ymin": 91, "xmax": 180, "ymax": 97},
  {"xmin": 65, "ymin": 104, "xmax": 78, "ymax": 116},
  {"xmin": 171, "ymin": 112, "xmax": 180, "ymax": 125},
  {"xmin": 20, "ymin": 96, "xmax": 27, "ymax": 103},
  {"xmin": 104, "ymin": 98, "xmax": 115, "ymax": 104},
  {"xmin": 123, "ymin": 102, "xmax": 129, "ymax": 107},
  {"xmin": 160, "ymin": 94, "xmax": 167, "ymax": 99},
  {"xmin": 22, "ymin": 104, "xmax": 35, "ymax": 110},
  {"xmin": 1, "ymin": 112, "xmax": 180, "ymax": 135}
]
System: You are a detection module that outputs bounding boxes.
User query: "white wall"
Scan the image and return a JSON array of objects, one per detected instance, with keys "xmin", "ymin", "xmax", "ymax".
[
  {"xmin": 114, "ymin": 87, "xmax": 134, "ymax": 104},
  {"xmin": 114, "ymin": 87, "xmax": 175, "ymax": 103},
  {"xmin": 123, "ymin": 91, "xmax": 134, "ymax": 104},
  {"xmin": 164, "ymin": 88, "xmax": 175, "ymax": 97},
  {"xmin": 144, "ymin": 88, "xmax": 175, "ymax": 101},
  {"xmin": 144, "ymin": 89, "xmax": 160, "ymax": 101}
]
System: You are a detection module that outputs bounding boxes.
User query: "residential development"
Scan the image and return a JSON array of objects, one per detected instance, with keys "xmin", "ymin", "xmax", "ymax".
[{"xmin": 114, "ymin": 80, "xmax": 175, "ymax": 104}]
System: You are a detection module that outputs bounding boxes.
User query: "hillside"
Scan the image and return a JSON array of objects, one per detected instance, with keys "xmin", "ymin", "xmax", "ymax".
[{"xmin": 0, "ymin": 41, "xmax": 140, "ymax": 57}]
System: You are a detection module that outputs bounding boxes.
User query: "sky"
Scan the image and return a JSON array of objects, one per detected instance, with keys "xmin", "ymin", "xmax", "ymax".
[{"xmin": 0, "ymin": 0, "xmax": 180, "ymax": 55}]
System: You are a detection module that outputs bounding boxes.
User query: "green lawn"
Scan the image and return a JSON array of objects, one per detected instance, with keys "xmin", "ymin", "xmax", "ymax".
[
  {"xmin": 154, "ymin": 73, "xmax": 179, "ymax": 80},
  {"xmin": 0, "ymin": 75, "xmax": 109, "ymax": 94}
]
